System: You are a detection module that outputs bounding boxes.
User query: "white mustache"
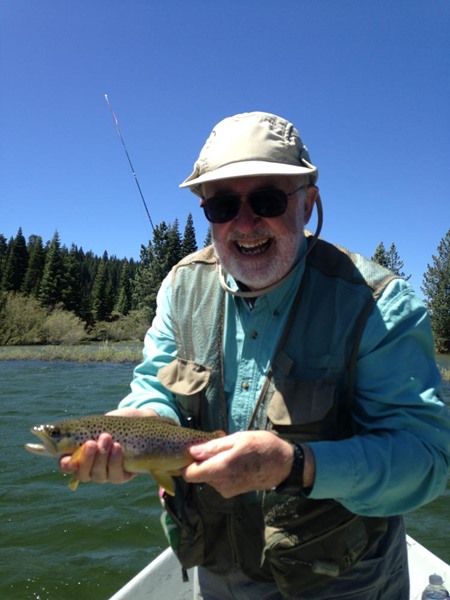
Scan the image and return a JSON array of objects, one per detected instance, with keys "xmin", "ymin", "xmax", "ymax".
[{"xmin": 228, "ymin": 230, "xmax": 274, "ymax": 242}]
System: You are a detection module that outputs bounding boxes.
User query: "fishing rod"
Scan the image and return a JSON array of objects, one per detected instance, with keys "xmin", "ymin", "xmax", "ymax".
[{"xmin": 104, "ymin": 94, "xmax": 155, "ymax": 232}]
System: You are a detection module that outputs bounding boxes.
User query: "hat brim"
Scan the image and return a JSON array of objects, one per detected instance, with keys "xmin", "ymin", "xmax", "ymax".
[{"xmin": 179, "ymin": 160, "xmax": 317, "ymax": 189}]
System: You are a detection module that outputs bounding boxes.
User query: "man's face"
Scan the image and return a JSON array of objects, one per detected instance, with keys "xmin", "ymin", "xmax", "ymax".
[{"xmin": 202, "ymin": 176, "xmax": 316, "ymax": 290}]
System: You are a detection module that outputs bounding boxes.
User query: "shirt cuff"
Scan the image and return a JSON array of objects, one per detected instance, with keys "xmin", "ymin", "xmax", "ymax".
[
  {"xmin": 307, "ymin": 440, "xmax": 358, "ymax": 500},
  {"xmin": 118, "ymin": 396, "xmax": 180, "ymax": 424}
]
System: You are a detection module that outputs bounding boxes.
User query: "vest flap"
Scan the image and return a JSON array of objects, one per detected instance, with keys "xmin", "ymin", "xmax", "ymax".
[
  {"xmin": 158, "ymin": 358, "xmax": 211, "ymax": 396},
  {"xmin": 267, "ymin": 380, "xmax": 336, "ymax": 426}
]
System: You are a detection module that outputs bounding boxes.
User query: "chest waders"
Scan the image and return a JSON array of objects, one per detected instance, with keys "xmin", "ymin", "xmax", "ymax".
[{"xmin": 158, "ymin": 239, "xmax": 398, "ymax": 596}]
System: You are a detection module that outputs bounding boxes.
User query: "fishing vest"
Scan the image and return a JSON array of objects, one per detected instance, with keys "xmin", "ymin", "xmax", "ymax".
[{"xmin": 158, "ymin": 238, "xmax": 397, "ymax": 596}]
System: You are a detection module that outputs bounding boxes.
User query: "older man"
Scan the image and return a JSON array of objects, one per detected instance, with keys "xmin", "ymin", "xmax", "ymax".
[{"xmin": 62, "ymin": 112, "xmax": 450, "ymax": 599}]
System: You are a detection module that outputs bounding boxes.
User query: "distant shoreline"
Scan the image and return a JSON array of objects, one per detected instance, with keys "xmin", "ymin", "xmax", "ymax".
[
  {"xmin": 0, "ymin": 343, "xmax": 143, "ymax": 363},
  {"xmin": 0, "ymin": 344, "xmax": 449, "ymax": 382}
]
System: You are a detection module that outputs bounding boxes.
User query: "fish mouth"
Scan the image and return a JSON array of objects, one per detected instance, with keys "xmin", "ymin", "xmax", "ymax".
[
  {"xmin": 24, "ymin": 442, "xmax": 53, "ymax": 456},
  {"xmin": 24, "ymin": 427, "xmax": 58, "ymax": 457}
]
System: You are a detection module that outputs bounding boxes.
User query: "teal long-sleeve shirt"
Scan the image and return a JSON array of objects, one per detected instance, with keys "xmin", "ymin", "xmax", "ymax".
[{"xmin": 119, "ymin": 258, "xmax": 450, "ymax": 517}]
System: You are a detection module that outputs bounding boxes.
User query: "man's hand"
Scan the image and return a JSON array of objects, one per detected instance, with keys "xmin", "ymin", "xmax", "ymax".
[
  {"xmin": 59, "ymin": 407, "xmax": 158, "ymax": 485},
  {"xmin": 183, "ymin": 430, "xmax": 314, "ymax": 498}
]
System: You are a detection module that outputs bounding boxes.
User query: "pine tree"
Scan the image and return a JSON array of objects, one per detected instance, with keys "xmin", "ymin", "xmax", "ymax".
[
  {"xmin": 132, "ymin": 243, "xmax": 154, "ymax": 319},
  {"xmin": 0, "ymin": 234, "xmax": 8, "ymax": 286},
  {"xmin": 167, "ymin": 219, "xmax": 183, "ymax": 266},
  {"xmin": 61, "ymin": 244, "xmax": 83, "ymax": 314},
  {"xmin": 372, "ymin": 241, "xmax": 410, "ymax": 279},
  {"xmin": 371, "ymin": 242, "xmax": 388, "ymax": 268},
  {"xmin": 181, "ymin": 213, "xmax": 198, "ymax": 257},
  {"xmin": 204, "ymin": 226, "xmax": 212, "ymax": 247},
  {"xmin": 92, "ymin": 252, "xmax": 114, "ymax": 322},
  {"xmin": 105, "ymin": 255, "xmax": 123, "ymax": 298},
  {"xmin": 385, "ymin": 243, "xmax": 410, "ymax": 280},
  {"xmin": 422, "ymin": 230, "xmax": 450, "ymax": 353},
  {"xmin": 115, "ymin": 260, "xmax": 133, "ymax": 315},
  {"xmin": 22, "ymin": 235, "xmax": 45, "ymax": 296},
  {"xmin": 39, "ymin": 231, "xmax": 65, "ymax": 307},
  {"xmin": 133, "ymin": 221, "xmax": 183, "ymax": 320},
  {"xmin": 2, "ymin": 228, "xmax": 29, "ymax": 292},
  {"xmin": 78, "ymin": 249, "xmax": 97, "ymax": 325}
]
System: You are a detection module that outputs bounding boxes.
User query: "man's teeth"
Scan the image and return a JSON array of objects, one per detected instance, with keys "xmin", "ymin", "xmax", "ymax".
[{"xmin": 236, "ymin": 239, "xmax": 270, "ymax": 255}]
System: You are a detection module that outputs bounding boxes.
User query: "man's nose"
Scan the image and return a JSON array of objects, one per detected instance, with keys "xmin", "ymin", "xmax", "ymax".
[{"xmin": 233, "ymin": 200, "xmax": 261, "ymax": 231}]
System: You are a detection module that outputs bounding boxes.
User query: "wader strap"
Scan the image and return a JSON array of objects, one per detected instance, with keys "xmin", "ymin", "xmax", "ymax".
[{"xmin": 246, "ymin": 252, "xmax": 310, "ymax": 430}]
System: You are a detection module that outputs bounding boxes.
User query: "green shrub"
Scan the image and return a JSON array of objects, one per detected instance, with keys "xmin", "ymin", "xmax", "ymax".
[
  {"xmin": 0, "ymin": 292, "xmax": 46, "ymax": 344},
  {"xmin": 90, "ymin": 311, "xmax": 149, "ymax": 342},
  {"xmin": 41, "ymin": 308, "xmax": 87, "ymax": 345}
]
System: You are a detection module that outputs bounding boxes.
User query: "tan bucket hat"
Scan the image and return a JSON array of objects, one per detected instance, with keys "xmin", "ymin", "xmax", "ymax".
[{"xmin": 179, "ymin": 111, "xmax": 318, "ymax": 196}]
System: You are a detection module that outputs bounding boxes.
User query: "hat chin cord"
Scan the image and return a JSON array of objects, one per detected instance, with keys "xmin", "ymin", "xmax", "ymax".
[{"xmin": 218, "ymin": 194, "xmax": 323, "ymax": 298}]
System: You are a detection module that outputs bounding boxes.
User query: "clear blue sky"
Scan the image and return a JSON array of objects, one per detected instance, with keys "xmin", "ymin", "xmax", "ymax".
[{"xmin": 1, "ymin": 1, "xmax": 449, "ymax": 294}]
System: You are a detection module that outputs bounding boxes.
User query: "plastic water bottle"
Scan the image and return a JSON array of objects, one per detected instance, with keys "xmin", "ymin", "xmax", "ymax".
[{"xmin": 421, "ymin": 574, "xmax": 449, "ymax": 599}]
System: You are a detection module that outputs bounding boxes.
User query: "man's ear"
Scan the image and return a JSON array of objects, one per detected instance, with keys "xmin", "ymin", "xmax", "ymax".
[{"xmin": 304, "ymin": 186, "xmax": 319, "ymax": 224}]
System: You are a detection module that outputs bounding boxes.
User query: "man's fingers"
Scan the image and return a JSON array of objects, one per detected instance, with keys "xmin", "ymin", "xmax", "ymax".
[
  {"xmin": 89, "ymin": 434, "xmax": 112, "ymax": 483},
  {"xmin": 60, "ymin": 454, "xmax": 76, "ymax": 473},
  {"xmin": 184, "ymin": 438, "xmax": 236, "ymax": 483},
  {"xmin": 108, "ymin": 443, "xmax": 135, "ymax": 484},
  {"xmin": 188, "ymin": 436, "xmax": 234, "ymax": 461},
  {"xmin": 60, "ymin": 436, "xmax": 136, "ymax": 486},
  {"xmin": 183, "ymin": 431, "xmax": 296, "ymax": 497}
]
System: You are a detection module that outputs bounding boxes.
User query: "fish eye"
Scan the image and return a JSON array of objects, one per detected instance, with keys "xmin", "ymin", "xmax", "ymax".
[{"xmin": 49, "ymin": 427, "xmax": 61, "ymax": 438}]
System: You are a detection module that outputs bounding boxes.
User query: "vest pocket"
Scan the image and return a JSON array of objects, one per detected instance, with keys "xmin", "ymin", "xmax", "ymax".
[
  {"xmin": 267, "ymin": 379, "xmax": 342, "ymax": 441},
  {"xmin": 162, "ymin": 482, "xmax": 238, "ymax": 574},
  {"xmin": 161, "ymin": 483, "xmax": 206, "ymax": 570},
  {"xmin": 262, "ymin": 492, "xmax": 387, "ymax": 596},
  {"xmin": 158, "ymin": 357, "xmax": 211, "ymax": 424}
]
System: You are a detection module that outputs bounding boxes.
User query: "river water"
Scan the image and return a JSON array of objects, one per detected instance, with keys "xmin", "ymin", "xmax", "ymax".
[{"xmin": 1, "ymin": 360, "xmax": 449, "ymax": 600}]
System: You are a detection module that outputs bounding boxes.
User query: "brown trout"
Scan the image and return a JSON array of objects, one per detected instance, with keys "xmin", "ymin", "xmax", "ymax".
[{"xmin": 25, "ymin": 415, "xmax": 225, "ymax": 495}]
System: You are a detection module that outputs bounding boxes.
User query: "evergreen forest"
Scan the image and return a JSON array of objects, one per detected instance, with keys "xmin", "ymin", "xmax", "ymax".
[
  {"xmin": 1, "ymin": 223, "xmax": 449, "ymax": 354},
  {"xmin": 0, "ymin": 215, "xmax": 208, "ymax": 345}
]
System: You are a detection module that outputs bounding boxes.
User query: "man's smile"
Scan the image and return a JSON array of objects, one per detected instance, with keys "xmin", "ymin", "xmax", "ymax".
[{"xmin": 234, "ymin": 239, "xmax": 272, "ymax": 256}]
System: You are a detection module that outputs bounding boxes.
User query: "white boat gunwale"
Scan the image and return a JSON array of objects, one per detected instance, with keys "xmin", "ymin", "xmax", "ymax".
[{"xmin": 109, "ymin": 534, "xmax": 450, "ymax": 600}]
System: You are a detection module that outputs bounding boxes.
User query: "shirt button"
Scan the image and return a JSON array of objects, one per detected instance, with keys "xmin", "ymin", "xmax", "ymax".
[
  {"xmin": 251, "ymin": 331, "xmax": 258, "ymax": 339},
  {"xmin": 242, "ymin": 381, "xmax": 250, "ymax": 390}
]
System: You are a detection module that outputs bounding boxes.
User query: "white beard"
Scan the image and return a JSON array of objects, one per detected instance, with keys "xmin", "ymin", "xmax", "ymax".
[{"xmin": 213, "ymin": 225, "xmax": 304, "ymax": 290}]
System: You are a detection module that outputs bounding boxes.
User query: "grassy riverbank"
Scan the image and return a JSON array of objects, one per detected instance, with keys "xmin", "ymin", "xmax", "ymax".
[
  {"xmin": 0, "ymin": 343, "xmax": 143, "ymax": 363},
  {"xmin": 0, "ymin": 344, "xmax": 449, "ymax": 381}
]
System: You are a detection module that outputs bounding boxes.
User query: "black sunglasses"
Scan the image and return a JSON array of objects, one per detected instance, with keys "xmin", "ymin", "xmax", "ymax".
[{"xmin": 202, "ymin": 185, "xmax": 306, "ymax": 224}]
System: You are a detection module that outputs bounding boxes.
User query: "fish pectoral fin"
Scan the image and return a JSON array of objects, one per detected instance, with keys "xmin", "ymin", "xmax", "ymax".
[
  {"xmin": 65, "ymin": 445, "xmax": 88, "ymax": 492},
  {"xmin": 150, "ymin": 470, "xmax": 177, "ymax": 497},
  {"xmin": 68, "ymin": 475, "xmax": 80, "ymax": 491}
]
